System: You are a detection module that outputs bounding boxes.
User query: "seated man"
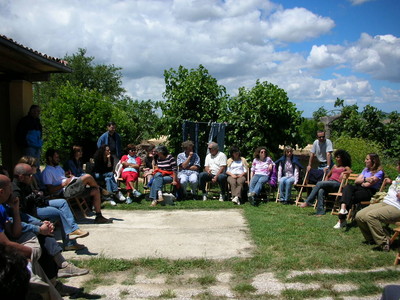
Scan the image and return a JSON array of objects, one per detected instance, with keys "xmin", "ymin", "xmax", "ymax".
[
  {"xmin": 198, "ymin": 142, "xmax": 228, "ymax": 201},
  {"xmin": 0, "ymin": 174, "xmax": 62, "ymax": 299},
  {"xmin": 14, "ymin": 163, "xmax": 89, "ymax": 251},
  {"xmin": 42, "ymin": 149, "xmax": 112, "ymax": 224},
  {"xmin": 355, "ymin": 161, "xmax": 400, "ymax": 252},
  {"xmin": 306, "ymin": 130, "xmax": 333, "ymax": 183},
  {"xmin": 177, "ymin": 140, "xmax": 200, "ymax": 198}
]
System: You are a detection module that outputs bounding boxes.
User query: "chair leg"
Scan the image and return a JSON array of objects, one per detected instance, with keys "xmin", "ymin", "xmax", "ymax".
[{"xmin": 394, "ymin": 252, "xmax": 400, "ymax": 265}]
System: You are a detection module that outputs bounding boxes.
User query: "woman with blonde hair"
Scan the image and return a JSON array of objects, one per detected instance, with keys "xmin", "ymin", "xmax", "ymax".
[{"xmin": 275, "ymin": 146, "xmax": 303, "ymax": 204}]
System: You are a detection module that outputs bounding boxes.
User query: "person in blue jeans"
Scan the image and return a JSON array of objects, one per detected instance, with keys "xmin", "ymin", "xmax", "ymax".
[
  {"xmin": 248, "ymin": 147, "xmax": 275, "ymax": 205},
  {"xmin": 275, "ymin": 146, "xmax": 303, "ymax": 204},
  {"xmin": 13, "ymin": 163, "xmax": 89, "ymax": 251}
]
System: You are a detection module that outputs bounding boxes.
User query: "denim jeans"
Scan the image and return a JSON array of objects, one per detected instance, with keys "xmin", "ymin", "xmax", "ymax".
[
  {"xmin": 279, "ymin": 176, "xmax": 295, "ymax": 202},
  {"xmin": 149, "ymin": 172, "xmax": 173, "ymax": 200},
  {"xmin": 95, "ymin": 172, "xmax": 118, "ymax": 192},
  {"xmin": 249, "ymin": 174, "xmax": 269, "ymax": 196},
  {"xmin": 36, "ymin": 199, "xmax": 79, "ymax": 247},
  {"xmin": 305, "ymin": 180, "xmax": 340, "ymax": 214}
]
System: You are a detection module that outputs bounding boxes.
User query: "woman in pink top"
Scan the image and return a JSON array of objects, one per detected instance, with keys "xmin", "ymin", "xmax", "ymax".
[
  {"xmin": 248, "ymin": 146, "xmax": 275, "ymax": 205},
  {"xmin": 300, "ymin": 149, "xmax": 352, "ymax": 215}
]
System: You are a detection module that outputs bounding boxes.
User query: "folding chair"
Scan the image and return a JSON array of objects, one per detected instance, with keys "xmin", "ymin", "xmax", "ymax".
[
  {"xmin": 66, "ymin": 197, "xmax": 91, "ymax": 219},
  {"xmin": 295, "ymin": 169, "xmax": 326, "ymax": 206},
  {"xmin": 330, "ymin": 173, "xmax": 358, "ymax": 215}
]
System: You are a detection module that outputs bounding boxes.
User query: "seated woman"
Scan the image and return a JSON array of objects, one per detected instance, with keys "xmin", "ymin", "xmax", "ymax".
[
  {"xmin": 120, "ymin": 144, "xmax": 142, "ymax": 204},
  {"xmin": 334, "ymin": 153, "xmax": 384, "ymax": 229},
  {"xmin": 226, "ymin": 146, "xmax": 248, "ymax": 205},
  {"xmin": 275, "ymin": 146, "xmax": 303, "ymax": 204},
  {"xmin": 149, "ymin": 145, "xmax": 178, "ymax": 207},
  {"xmin": 248, "ymin": 146, "xmax": 275, "ymax": 205},
  {"xmin": 177, "ymin": 140, "xmax": 200, "ymax": 199},
  {"xmin": 93, "ymin": 144, "xmax": 126, "ymax": 205},
  {"xmin": 64, "ymin": 145, "xmax": 85, "ymax": 177},
  {"xmin": 142, "ymin": 144, "xmax": 156, "ymax": 189},
  {"xmin": 300, "ymin": 149, "xmax": 352, "ymax": 215},
  {"xmin": 355, "ymin": 160, "xmax": 400, "ymax": 251}
]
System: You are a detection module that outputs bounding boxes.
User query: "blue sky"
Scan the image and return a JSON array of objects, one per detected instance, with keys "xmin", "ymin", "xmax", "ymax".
[{"xmin": 1, "ymin": 0, "xmax": 399, "ymax": 117}]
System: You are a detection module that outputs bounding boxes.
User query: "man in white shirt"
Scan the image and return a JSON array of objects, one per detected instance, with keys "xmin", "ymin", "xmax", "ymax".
[
  {"xmin": 198, "ymin": 142, "xmax": 227, "ymax": 201},
  {"xmin": 307, "ymin": 130, "xmax": 333, "ymax": 183}
]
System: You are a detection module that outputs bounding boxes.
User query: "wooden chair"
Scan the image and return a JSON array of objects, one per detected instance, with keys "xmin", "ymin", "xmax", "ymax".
[
  {"xmin": 295, "ymin": 169, "xmax": 326, "ymax": 206},
  {"xmin": 330, "ymin": 173, "xmax": 359, "ymax": 216},
  {"xmin": 66, "ymin": 197, "xmax": 91, "ymax": 219},
  {"xmin": 347, "ymin": 176, "xmax": 389, "ymax": 221}
]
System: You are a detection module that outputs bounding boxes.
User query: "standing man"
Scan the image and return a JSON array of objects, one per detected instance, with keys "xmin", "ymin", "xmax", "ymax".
[
  {"xmin": 307, "ymin": 130, "xmax": 333, "ymax": 183},
  {"xmin": 97, "ymin": 121, "xmax": 122, "ymax": 169},
  {"xmin": 16, "ymin": 105, "xmax": 43, "ymax": 169},
  {"xmin": 198, "ymin": 142, "xmax": 228, "ymax": 201}
]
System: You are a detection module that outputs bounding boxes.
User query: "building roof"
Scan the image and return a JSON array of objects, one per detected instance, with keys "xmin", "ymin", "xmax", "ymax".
[{"xmin": 0, "ymin": 34, "xmax": 72, "ymax": 82}]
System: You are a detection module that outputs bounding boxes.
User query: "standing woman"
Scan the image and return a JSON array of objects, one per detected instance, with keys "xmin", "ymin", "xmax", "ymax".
[
  {"xmin": 275, "ymin": 146, "xmax": 303, "ymax": 204},
  {"xmin": 93, "ymin": 145, "xmax": 126, "ymax": 205},
  {"xmin": 248, "ymin": 146, "xmax": 275, "ymax": 205},
  {"xmin": 226, "ymin": 146, "xmax": 248, "ymax": 205},
  {"xmin": 334, "ymin": 153, "xmax": 384, "ymax": 229}
]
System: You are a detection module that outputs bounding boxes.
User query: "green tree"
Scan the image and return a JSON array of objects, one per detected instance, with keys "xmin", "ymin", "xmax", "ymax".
[
  {"xmin": 312, "ymin": 106, "xmax": 328, "ymax": 122},
  {"xmin": 34, "ymin": 48, "xmax": 125, "ymax": 105},
  {"xmin": 162, "ymin": 65, "xmax": 228, "ymax": 156},
  {"xmin": 220, "ymin": 80, "xmax": 303, "ymax": 159}
]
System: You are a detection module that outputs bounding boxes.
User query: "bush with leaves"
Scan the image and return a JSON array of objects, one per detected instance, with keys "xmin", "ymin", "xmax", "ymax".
[{"xmin": 162, "ymin": 65, "xmax": 228, "ymax": 157}]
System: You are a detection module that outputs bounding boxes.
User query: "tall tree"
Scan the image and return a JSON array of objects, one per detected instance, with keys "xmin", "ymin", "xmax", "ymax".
[
  {"xmin": 162, "ymin": 65, "xmax": 228, "ymax": 156},
  {"xmin": 220, "ymin": 80, "xmax": 303, "ymax": 159}
]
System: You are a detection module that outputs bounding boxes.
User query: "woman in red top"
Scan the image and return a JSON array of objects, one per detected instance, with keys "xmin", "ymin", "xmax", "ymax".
[
  {"xmin": 300, "ymin": 149, "xmax": 352, "ymax": 215},
  {"xmin": 120, "ymin": 144, "xmax": 142, "ymax": 204}
]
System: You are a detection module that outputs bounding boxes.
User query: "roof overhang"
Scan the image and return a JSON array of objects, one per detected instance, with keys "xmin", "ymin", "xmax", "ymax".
[{"xmin": 0, "ymin": 35, "xmax": 72, "ymax": 82}]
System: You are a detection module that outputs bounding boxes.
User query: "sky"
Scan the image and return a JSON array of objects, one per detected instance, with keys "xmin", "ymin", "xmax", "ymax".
[{"xmin": 1, "ymin": 0, "xmax": 399, "ymax": 117}]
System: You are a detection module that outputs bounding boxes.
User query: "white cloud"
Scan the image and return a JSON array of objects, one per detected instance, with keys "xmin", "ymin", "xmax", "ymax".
[
  {"xmin": 348, "ymin": 0, "xmax": 376, "ymax": 5},
  {"xmin": 0, "ymin": 0, "xmax": 398, "ymax": 116},
  {"xmin": 265, "ymin": 7, "xmax": 335, "ymax": 43}
]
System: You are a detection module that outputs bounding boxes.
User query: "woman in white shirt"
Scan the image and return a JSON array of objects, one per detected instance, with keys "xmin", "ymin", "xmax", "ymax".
[{"xmin": 226, "ymin": 146, "xmax": 249, "ymax": 205}]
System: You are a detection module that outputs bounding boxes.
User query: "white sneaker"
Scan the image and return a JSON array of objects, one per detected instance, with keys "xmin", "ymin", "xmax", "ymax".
[
  {"xmin": 333, "ymin": 220, "xmax": 347, "ymax": 229},
  {"xmin": 202, "ymin": 193, "xmax": 207, "ymax": 201},
  {"xmin": 109, "ymin": 200, "xmax": 117, "ymax": 206},
  {"xmin": 219, "ymin": 194, "xmax": 224, "ymax": 202},
  {"xmin": 125, "ymin": 197, "xmax": 133, "ymax": 204},
  {"xmin": 158, "ymin": 191, "xmax": 164, "ymax": 202},
  {"xmin": 117, "ymin": 191, "xmax": 126, "ymax": 201},
  {"xmin": 338, "ymin": 208, "xmax": 348, "ymax": 215},
  {"xmin": 232, "ymin": 196, "xmax": 239, "ymax": 205}
]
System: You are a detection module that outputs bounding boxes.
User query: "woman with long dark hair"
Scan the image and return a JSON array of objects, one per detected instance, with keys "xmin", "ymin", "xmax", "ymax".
[{"xmin": 334, "ymin": 153, "xmax": 384, "ymax": 229}]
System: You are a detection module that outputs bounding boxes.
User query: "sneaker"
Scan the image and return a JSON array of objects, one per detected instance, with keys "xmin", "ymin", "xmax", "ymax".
[
  {"xmin": 232, "ymin": 196, "xmax": 239, "ymax": 205},
  {"xmin": 117, "ymin": 191, "xmax": 126, "ymax": 201},
  {"xmin": 64, "ymin": 243, "xmax": 86, "ymax": 251},
  {"xmin": 219, "ymin": 194, "xmax": 225, "ymax": 202},
  {"xmin": 338, "ymin": 208, "xmax": 348, "ymax": 215},
  {"xmin": 94, "ymin": 215, "xmax": 113, "ymax": 224},
  {"xmin": 54, "ymin": 281, "xmax": 84, "ymax": 297},
  {"xmin": 132, "ymin": 190, "xmax": 142, "ymax": 198},
  {"xmin": 58, "ymin": 263, "xmax": 89, "ymax": 278},
  {"xmin": 202, "ymin": 193, "xmax": 208, "ymax": 201},
  {"xmin": 125, "ymin": 197, "xmax": 133, "ymax": 204},
  {"xmin": 110, "ymin": 200, "xmax": 117, "ymax": 206},
  {"xmin": 69, "ymin": 229, "xmax": 89, "ymax": 240},
  {"xmin": 333, "ymin": 220, "xmax": 347, "ymax": 229},
  {"xmin": 248, "ymin": 195, "xmax": 255, "ymax": 206},
  {"xmin": 150, "ymin": 200, "xmax": 158, "ymax": 207}
]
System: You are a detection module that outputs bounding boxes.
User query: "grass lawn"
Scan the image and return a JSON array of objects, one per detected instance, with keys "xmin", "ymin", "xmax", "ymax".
[{"xmin": 72, "ymin": 188, "xmax": 400, "ymax": 299}]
